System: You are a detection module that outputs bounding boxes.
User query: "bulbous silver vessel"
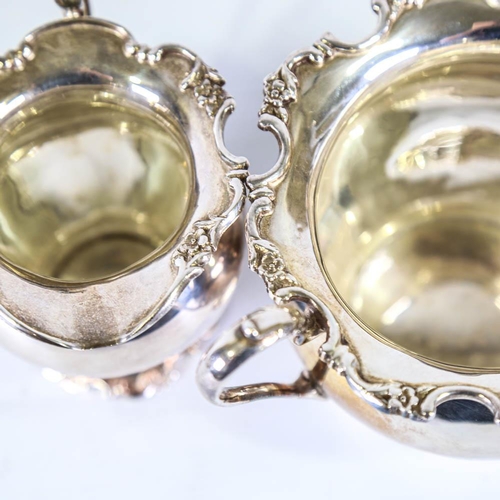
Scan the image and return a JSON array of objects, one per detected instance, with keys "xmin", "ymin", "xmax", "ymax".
[
  {"xmin": 0, "ymin": 0, "xmax": 247, "ymax": 396},
  {"xmin": 198, "ymin": 0, "xmax": 500, "ymax": 457}
]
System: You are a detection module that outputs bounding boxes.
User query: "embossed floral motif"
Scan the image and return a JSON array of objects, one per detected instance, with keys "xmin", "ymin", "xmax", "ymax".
[
  {"xmin": 0, "ymin": 44, "xmax": 34, "ymax": 74},
  {"xmin": 193, "ymin": 76, "xmax": 226, "ymax": 118},
  {"xmin": 258, "ymin": 253, "xmax": 285, "ymax": 278},
  {"xmin": 389, "ymin": 0, "xmax": 427, "ymax": 12},
  {"xmin": 260, "ymin": 77, "xmax": 295, "ymax": 123},
  {"xmin": 177, "ymin": 227, "xmax": 214, "ymax": 264},
  {"xmin": 252, "ymin": 249, "xmax": 298, "ymax": 294},
  {"xmin": 387, "ymin": 385, "xmax": 419, "ymax": 416},
  {"xmin": 126, "ymin": 43, "xmax": 228, "ymax": 119},
  {"xmin": 181, "ymin": 61, "xmax": 227, "ymax": 118}
]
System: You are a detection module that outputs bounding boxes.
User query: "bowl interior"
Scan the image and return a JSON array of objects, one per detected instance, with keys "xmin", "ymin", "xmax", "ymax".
[
  {"xmin": 314, "ymin": 48, "xmax": 500, "ymax": 369},
  {"xmin": 0, "ymin": 86, "xmax": 193, "ymax": 283}
]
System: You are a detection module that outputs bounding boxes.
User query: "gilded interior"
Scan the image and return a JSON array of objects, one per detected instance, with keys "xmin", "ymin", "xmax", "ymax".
[
  {"xmin": 315, "ymin": 50, "xmax": 500, "ymax": 368},
  {"xmin": 0, "ymin": 86, "xmax": 193, "ymax": 283}
]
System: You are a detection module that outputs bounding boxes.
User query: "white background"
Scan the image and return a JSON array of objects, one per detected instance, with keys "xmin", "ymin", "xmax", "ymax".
[{"xmin": 0, "ymin": 1, "xmax": 499, "ymax": 498}]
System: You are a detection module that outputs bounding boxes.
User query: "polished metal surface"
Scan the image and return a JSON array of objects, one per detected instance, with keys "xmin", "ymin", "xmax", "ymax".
[
  {"xmin": 198, "ymin": 0, "xmax": 500, "ymax": 456},
  {"xmin": 198, "ymin": 306, "xmax": 323, "ymax": 405},
  {"xmin": 1, "ymin": 220, "xmax": 242, "ymax": 386},
  {"xmin": 0, "ymin": 0, "xmax": 247, "ymax": 394}
]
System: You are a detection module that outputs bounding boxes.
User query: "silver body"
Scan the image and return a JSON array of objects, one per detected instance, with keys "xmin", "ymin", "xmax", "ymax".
[
  {"xmin": 0, "ymin": 1, "xmax": 246, "ymax": 393},
  {"xmin": 198, "ymin": 0, "xmax": 500, "ymax": 457}
]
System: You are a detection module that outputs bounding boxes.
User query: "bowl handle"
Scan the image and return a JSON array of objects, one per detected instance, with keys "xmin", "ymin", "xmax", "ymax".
[{"xmin": 197, "ymin": 306, "xmax": 325, "ymax": 406}]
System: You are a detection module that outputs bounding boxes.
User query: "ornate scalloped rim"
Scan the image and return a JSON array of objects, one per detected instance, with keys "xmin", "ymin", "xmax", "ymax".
[
  {"xmin": 122, "ymin": 40, "xmax": 248, "ymax": 343},
  {"xmin": 0, "ymin": 43, "xmax": 34, "ymax": 73},
  {"xmin": 248, "ymin": 0, "xmax": 500, "ymax": 422},
  {"xmin": 0, "ymin": 18, "xmax": 248, "ymax": 350}
]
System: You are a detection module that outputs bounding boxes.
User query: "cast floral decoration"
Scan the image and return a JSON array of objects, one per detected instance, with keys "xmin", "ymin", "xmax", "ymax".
[
  {"xmin": 192, "ymin": 73, "xmax": 226, "ymax": 118},
  {"xmin": 387, "ymin": 386, "xmax": 420, "ymax": 416},
  {"xmin": 182, "ymin": 59, "xmax": 228, "ymax": 118},
  {"xmin": 177, "ymin": 227, "xmax": 215, "ymax": 265},
  {"xmin": 252, "ymin": 246, "xmax": 299, "ymax": 295},
  {"xmin": 260, "ymin": 76, "xmax": 296, "ymax": 123}
]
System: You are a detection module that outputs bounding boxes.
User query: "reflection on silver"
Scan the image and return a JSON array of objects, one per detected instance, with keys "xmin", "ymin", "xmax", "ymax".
[{"xmin": 387, "ymin": 105, "xmax": 500, "ymax": 187}]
